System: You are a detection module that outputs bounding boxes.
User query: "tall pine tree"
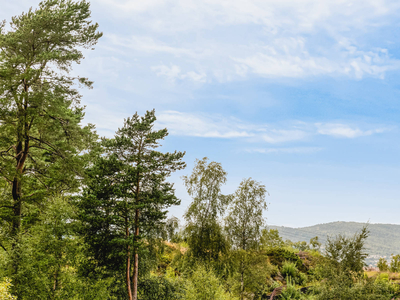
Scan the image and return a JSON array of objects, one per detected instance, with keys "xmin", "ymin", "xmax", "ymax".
[
  {"xmin": 0, "ymin": 0, "xmax": 101, "ymax": 282},
  {"xmin": 79, "ymin": 110, "xmax": 185, "ymax": 300}
]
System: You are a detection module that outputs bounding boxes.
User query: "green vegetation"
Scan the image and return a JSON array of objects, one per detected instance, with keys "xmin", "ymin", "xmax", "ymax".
[
  {"xmin": 270, "ymin": 222, "xmax": 400, "ymax": 265},
  {"xmin": 2, "ymin": 1, "xmax": 400, "ymax": 300}
]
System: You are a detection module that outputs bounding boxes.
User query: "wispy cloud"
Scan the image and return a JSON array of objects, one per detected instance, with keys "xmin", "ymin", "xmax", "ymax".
[
  {"xmin": 151, "ymin": 64, "xmax": 207, "ymax": 83},
  {"xmin": 156, "ymin": 111, "xmax": 389, "ymax": 143},
  {"xmin": 106, "ymin": 34, "xmax": 197, "ymax": 57},
  {"xmin": 246, "ymin": 147, "xmax": 323, "ymax": 154},
  {"xmin": 98, "ymin": 0, "xmax": 400, "ymax": 82},
  {"xmin": 156, "ymin": 111, "xmax": 252, "ymax": 138},
  {"xmin": 99, "ymin": 0, "xmax": 400, "ymax": 32},
  {"xmin": 261, "ymin": 129, "xmax": 309, "ymax": 144},
  {"xmin": 316, "ymin": 123, "xmax": 388, "ymax": 138},
  {"xmin": 233, "ymin": 38, "xmax": 399, "ymax": 79}
]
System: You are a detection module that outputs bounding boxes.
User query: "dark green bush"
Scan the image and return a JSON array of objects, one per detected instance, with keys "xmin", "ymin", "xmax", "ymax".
[
  {"xmin": 138, "ymin": 276, "xmax": 182, "ymax": 300},
  {"xmin": 266, "ymin": 248, "xmax": 303, "ymax": 270}
]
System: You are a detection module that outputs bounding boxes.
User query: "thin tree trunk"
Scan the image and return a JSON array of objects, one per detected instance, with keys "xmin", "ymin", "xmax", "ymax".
[
  {"xmin": 11, "ymin": 140, "xmax": 26, "ymax": 237},
  {"xmin": 126, "ymin": 223, "xmax": 133, "ymax": 300},
  {"xmin": 132, "ymin": 143, "xmax": 142, "ymax": 300},
  {"xmin": 11, "ymin": 176, "xmax": 22, "ymax": 237},
  {"xmin": 11, "ymin": 85, "xmax": 29, "ymax": 239},
  {"xmin": 132, "ymin": 208, "xmax": 140, "ymax": 300},
  {"xmin": 11, "ymin": 136, "xmax": 28, "ymax": 278},
  {"xmin": 240, "ymin": 261, "xmax": 244, "ymax": 300}
]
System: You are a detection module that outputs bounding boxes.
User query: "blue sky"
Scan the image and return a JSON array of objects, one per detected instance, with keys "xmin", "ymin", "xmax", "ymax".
[{"xmin": 3, "ymin": 0, "xmax": 400, "ymax": 227}]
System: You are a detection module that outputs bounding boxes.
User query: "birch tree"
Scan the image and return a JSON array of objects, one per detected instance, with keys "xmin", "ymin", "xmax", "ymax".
[
  {"xmin": 183, "ymin": 157, "xmax": 230, "ymax": 261},
  {"xmin": 225, "ymin": 178, "xmax": 268, "ymax": 300}
]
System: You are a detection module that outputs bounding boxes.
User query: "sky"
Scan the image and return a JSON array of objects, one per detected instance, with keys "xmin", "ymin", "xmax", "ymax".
[{"xmin": 3, "ymin": 0, "xmax": 400, "ymax": 227}]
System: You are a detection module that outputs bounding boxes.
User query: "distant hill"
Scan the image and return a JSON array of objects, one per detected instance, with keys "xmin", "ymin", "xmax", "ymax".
[{"xmin": 269, "ymin": 222, "xmax": 400, "ymax": 266}]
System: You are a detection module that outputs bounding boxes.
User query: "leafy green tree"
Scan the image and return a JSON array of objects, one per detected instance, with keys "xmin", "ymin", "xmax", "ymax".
[
  {"xmin": 79, "ymin": 110, "xmax": 185, "ymax": 300},
  {"xmin": 313, "ymin": 225, "xmax": 371, "ymax": 299},
  {"xmin": 0, "ymin": 0, "xmax": 101, "ymax": 280},
  {"xmin": 310, "ymin": 236, "xmax": 321, "ymax": 251},
  {"xmin": 183, "ymin": 265, "xmax": 235, "ymax": 300},
  {"xmin": 260, "ymin": 229, "xmax": 284, "ymax": 249},
  {"xmin": 390, "ymin": 254, "xmax": 400, "ymax": 273},
  {"xmin": 377, "ymin": 257, "xmax": 389, "ymax": 272},
  {"xmin": 4, "ymin": 196, "xmax": 112, "ymax": 299},
  {"xmin": 165, "ymin": 216, "xmax": 180, "ymax": 242},
  {"xmin": 183, "ymin": 157, "xmax": 230, "ymax": 262},
  {"xmin": 324, "ymin": 226, "xmax": 369, "ymax": 276},
  {"xmin": 224, "ymin": 178, "xmax": 268, "ymax": 300}
]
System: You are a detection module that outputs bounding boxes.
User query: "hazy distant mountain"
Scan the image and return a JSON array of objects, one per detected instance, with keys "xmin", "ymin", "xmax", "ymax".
[{"xmin": 269, "ymin": 222, "xmax": 400, "ymax": 266}]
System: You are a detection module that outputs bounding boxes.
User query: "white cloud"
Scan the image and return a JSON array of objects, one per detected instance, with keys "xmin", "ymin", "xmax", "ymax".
[
  {"xmin": 106, "ymin": 34, "xmax": 196, "ymax": 57},
  {"xmin": 316, "ymin": 123, "xmax": 388, "ymax": 138},
  {"xmin": 261, "ymin": 129, "xmax": 309, "ymax": 144},
  {"xmin": 233, "ymin": 38, "xmax": 400, "ymax": 79},
  {"xmin": 151, "ymin": 65, "xmax": 182, "ymax": 81},
  {"xmin": 99, "ymin": 0, "xmax": 400, "ymax": 33},
  {"xmin": 246, "ymin": 147, "xmax": 323, "ymax": 154},
  {"xmin": 151, "ymin": 65, "xmax": 207, "ymax": 83},
  {"xmin": 156, "ymin": 111, "xmax": 389, "ymax": 143},
  {"xmin": 156, "ymin": 111, "xmax": 252, "ymax": 138},
  {"xmin": 99, "ymin": 0, "xmax": 400, "ymax": 82}
]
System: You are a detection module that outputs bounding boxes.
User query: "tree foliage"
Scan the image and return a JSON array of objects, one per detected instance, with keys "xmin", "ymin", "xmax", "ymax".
[
  {"xmin": 183, "ymin": 157, "xmax": 230, "ymax": 262},
  {"xmin": 0, "ymin": 1, "xmax": 102, "ymax": 296},
  {"xmin": 224, "ymin": 178, "xmax": 268, "ymax": 300},
  {"xmin": 225, "ymin": 178, "xmax": 268, "ymax": 251},
  {"xmin": 0, "ymin": 0, "xmax": 102, "ymax": 236},
  {"xmin": 324, "ymin": 226, "xmax": 369, "ymax": 276},
  {"xmin": 78, "ymin": 110, "xmax": 185, "ymax": 300}
]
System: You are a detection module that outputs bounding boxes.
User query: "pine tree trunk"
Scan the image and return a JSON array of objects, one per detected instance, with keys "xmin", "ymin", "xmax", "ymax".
[
  {"xmin": 11, "ymin": 88, "xmax": 29, "ymax": 240},
  {"xmin": 126, "ymin": 223, "xmax": 133, "ymax": 300},
  {"xmin": 240, "ymin": 262, "xmax": 244, "ymax": 300},
  {"xmin": 11, "ymin": 140, "xmax": 26, "ymax": 237},
  {"xmin": 132, "ymin": 208, "xmax": 140, "ymax": 300},
  {"xmin": 11, "ymin": 134, "xmax": 28, "ymax": 278},
  {"xmin": 11, "ymin": 176, "xmax": 22, "ymax": 237}
]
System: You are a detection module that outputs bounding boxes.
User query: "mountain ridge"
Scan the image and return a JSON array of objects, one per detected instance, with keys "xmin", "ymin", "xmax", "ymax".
[{"xmin": 268, "ymin": 221, "xmax": 400, "ymax": 266}]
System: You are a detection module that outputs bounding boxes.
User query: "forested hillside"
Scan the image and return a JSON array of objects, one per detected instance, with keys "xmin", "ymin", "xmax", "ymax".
[{"xmin": 270, "ymin": 222, "xmax": 400, "ymax": 265}]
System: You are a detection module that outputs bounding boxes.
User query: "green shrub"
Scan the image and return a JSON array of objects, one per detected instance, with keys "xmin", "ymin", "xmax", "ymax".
[
  {"xmin": 182, "ymin": 265, "xmax": 235, "ymax": 300},
  {"xmin": 390, "ymin": 254, "xmax": 400, "ymax": 273},
  {"xmin": 266, "ymin": 248, "xmax": 303, "ymax": 270},
  {"xmin": 375, "ymin": 272, "xmax": 389, "ymax": 283},
  {"xmin": 138, "ymin": 276, "xmax": 182, "ymax": 300},
  {"xmin": 313, "ymin": 275, "xmax": 397, "ymax": 300},
  {"xmin": 377, "ymin": 257, "xmax": 389, "ymax": 272},
  {"xmin": 281, "ymin": 261, "xmax": 298, "ymax": 280},
  {"xmin": 297, "ymin": 272, "xmax": 308, "ymax": 286},
  {"xmin": 280, "ymin": 278, "xmax": 307, "ymax": 300}
]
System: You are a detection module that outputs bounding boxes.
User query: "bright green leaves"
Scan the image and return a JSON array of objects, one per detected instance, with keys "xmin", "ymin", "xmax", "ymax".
[
  {"xmin": 324, "ymin": 226, "xmax": 370, "ymax": 277},
  {"xmin": 183, "ymin": 157, "xmax": 229, "ymax": 224},
  {"xmin": 183, "ymin": 158, "xmax": 230, "ymax": 262},
  {"xmin": 225, "ymin": 178, "xmax": 268, "ymax": 251}
]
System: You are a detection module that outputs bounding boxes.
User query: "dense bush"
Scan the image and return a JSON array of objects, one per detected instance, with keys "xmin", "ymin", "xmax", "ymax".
[
  {"xmin": 266, "ymin": 248, "xmax": 303, "ymax": 270},
  {"xmin": 138, "ymin": 276, "xmax": 182, "ymax": 300},
  {"xmin": 182, "ymin": 265, "xmax": 235, "ymax": 300},
  {"xmin": 281, "ymin": 261, "xmax": 298, "ymax": 280},
  {"xmin": 312, "ymin": 276, "xmax": 398, "ymax": 300}
]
